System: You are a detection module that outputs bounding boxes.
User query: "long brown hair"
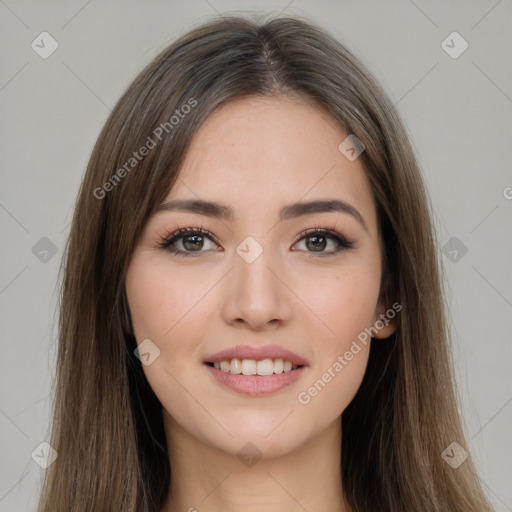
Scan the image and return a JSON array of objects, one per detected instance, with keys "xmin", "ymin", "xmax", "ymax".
[{"xmin": 38, "ymin": 14, "xmax": 494, "ymax": 512}]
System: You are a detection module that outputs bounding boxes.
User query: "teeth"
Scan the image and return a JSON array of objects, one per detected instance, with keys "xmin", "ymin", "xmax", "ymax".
[
  {"xmin": 241, "ymin": 359, "xmax": 256, "ymax": 375},
  {"xmin": 257, "ymin": 359, "xmax": 274, "ymax": 376},
  {"xmin": 211, "ymin": 358, "xmax": 299, "ymax": 375},
  {"xmin": 230, "ymin": 358, "xmax": 242, "ymax": 374}
]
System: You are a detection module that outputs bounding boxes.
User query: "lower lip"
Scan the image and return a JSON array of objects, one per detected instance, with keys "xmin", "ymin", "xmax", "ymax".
[{"xmin": 204, "ymin": 364, "xmax": 307, "ymax": 396}]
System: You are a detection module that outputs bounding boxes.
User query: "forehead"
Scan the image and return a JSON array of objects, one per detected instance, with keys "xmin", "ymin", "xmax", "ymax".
[{"xmin": 164, "ymin": 95, "xmax": 377, "ymax": 232}]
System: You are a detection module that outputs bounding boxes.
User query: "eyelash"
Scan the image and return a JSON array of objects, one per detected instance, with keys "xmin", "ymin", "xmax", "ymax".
[{"xmin": 156, "ymin": 224, "xmax": 355, "ymax": 258}]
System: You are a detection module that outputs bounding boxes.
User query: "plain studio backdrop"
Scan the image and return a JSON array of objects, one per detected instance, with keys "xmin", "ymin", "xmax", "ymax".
[{"xmin": 0, "ymin": 1, "xmax": 510, "ymax": 511}]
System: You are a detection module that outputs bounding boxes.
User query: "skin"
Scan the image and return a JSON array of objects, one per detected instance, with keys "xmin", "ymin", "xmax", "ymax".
[{"xmin": 125, "ymin": 94, "xmax": 396, "ymax": 512}]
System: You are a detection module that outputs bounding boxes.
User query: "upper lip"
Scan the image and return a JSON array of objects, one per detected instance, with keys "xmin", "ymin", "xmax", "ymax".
[{"xmin": 204, "ymin": 344, "xmax": 309, "ymax": 366}]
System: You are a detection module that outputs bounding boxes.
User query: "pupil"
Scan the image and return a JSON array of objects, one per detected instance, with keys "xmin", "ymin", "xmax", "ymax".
[
  {"xmin": 184, "ymin": 234, "xmax": 203, "ymax": 250},
  {"xmin": 307, "ymin": 235, "xmax": 325, "ymax": 252}
]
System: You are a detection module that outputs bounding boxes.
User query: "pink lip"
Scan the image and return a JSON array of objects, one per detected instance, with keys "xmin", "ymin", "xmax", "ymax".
[
  {"xmin": 204, "ymin": 364, "xmax": 307, "ymax": 396},
  {"xmin": 204, "ymin": 344, "xmax": 309, "ymax": 366}
]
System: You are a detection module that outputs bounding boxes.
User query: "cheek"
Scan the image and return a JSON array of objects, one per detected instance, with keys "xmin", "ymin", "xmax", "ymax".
[
  {"xmin": 314, "ymin": 273, "xmax": 379, "ymax": 332},
  {"xmin": 292, "ymin": 254, "xmax": 380, "ymax": 413},
  {"xmin": 125, "ymin": 255, "xmax": 213, "ymax": 342},
  {"xmin": 125, "ymin": 256, "xmax": 214, "ymax": 425},
  {"xmin": 295, "ymin": 276, "xmax": 374, "ymax": 419},
  {"xmin": 298, "ymin": 252, "xmax": 382, "ymax": 350},
  {"xmin": 296, "ymin": 343, "xmax": 370, "ymax": 426}
]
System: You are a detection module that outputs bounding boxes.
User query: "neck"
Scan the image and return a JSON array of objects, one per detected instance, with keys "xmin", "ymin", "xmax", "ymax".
[{"xmin": 160, "ymin": 413, "xmax": 351, "ymax": 512}]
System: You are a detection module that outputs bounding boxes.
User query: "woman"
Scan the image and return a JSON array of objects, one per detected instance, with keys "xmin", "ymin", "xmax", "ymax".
[{"xmin": 37, "ymin": 14, "xmax": 494, "ymax": 512}]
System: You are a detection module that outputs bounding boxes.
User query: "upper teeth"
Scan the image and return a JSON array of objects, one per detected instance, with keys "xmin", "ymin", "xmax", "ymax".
[{"xmin": 213, "ymin": 358, "xmax": 298, "ymax": 375}]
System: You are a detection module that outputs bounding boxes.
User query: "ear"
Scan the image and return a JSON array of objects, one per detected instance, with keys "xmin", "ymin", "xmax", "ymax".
[{"xmin": 371, "ymin": 298, "xmax": 399, "ymax": 339}]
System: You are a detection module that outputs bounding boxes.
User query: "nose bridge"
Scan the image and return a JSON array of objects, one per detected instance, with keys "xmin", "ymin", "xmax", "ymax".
[
  {"xmin": 222, "ymin": 235, "xmax": 291, "ymax": 328},
  {"xmin": 235, "ymin": 235, "xmax": 280, "ymax": 298}
]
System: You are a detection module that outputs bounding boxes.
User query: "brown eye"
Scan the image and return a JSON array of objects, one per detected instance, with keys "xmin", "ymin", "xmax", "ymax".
[
  {"xmin": 293, "ymin": 228, "xmax": 355, "ymax": 256},
  {"xmin": 158, "ymin": 226, "xmax": 355, "ymax": 258},
  {"xmin": 158, "ymin": 227, "xmax": 218, "ymax": 257}
]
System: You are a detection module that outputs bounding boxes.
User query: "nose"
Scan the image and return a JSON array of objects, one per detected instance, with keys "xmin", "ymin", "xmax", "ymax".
[{"xmin": 220, "ymin": 240, "xmax": 293, "ymax": 331}]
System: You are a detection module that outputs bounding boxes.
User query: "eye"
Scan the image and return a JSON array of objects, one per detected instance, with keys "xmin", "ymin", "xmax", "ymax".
[
  {"xmin": 157, "ymin": 225, "xmax": 356, "ymax": 257},
  {"xmin": 157, "ymin": 226, "xmax": 219, "ymax": 257},
  {"xmin": 292, "ymin": 226, "xmax": 355, "ymax": 257}
]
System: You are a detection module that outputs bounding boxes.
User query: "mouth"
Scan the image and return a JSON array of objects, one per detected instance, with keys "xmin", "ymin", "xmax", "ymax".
[
  {"xmin": 202, "ymin": 345, "xmax": 309, "ymax": 396},
  {"xmin": 204, "ymin": 358, "xmax": 304, "ymax": 375}
]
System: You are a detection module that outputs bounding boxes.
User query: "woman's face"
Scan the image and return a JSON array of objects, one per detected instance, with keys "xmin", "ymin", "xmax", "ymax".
[{"xmin": 125, "ymin": 94, "xmax": 395, "ymax": 459}]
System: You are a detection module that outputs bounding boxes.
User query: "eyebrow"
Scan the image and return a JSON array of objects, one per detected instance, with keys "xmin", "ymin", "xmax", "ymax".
[{"xmin": 154, "ymin": 198, "xmax": 369, "ymax": 232}]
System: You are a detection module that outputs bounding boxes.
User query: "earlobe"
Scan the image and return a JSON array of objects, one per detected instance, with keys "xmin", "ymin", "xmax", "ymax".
[
  {"xmin": 371, "ymin": 301, "xmax": 398, "ymax": 339},
  {"xmin": 372, "ymin": 317, "xmax": 397, "ymax": 339}
]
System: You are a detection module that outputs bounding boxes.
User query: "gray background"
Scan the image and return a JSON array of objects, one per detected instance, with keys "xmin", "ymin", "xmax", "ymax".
[{"xmin": 0, "ymin": 1, "xmax": 511, "ymax": 510}]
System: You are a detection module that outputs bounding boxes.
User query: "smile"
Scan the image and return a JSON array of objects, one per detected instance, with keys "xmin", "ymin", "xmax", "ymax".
[
  {"xmin": 207, "ymin": 358, "xmax": 300, "ymax": 375},
  {"xmin": 204, "ymin": 359, "xmax": 306, "ymax": 396}
]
